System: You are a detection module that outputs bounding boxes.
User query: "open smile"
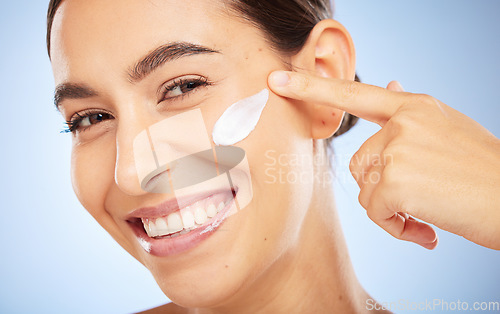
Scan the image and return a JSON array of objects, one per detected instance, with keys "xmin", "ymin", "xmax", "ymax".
[{"xmin": 126, "ymin": 188, "xmax": 237, "ymax": 256}]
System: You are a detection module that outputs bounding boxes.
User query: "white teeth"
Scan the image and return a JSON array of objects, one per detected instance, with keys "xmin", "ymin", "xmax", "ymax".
[
  {"xmin": 155, "ymin": 218, "xmax": 168, "ymax": 236},
  {"xmin": 142, "ymin": 218, "xmax": 154, "ymax": 237},
  {"xmin": 217, "ymin": 202, "xmax": 225, "ymax": 213},
  {"xmin": 167, "ymin": 212, "xmax": 183, "ymax": 233},
  {"xmin": 180, "ymin": 208, "xmax": 195, "ymax": 229},
  {"xmin": 141, "ymin": 196, "xmax": 232, "ymax": 238},
  {"xmin": 194, "ymin": 206, "xmax": 208, "ymax": 225},
  {"xmin": 206, "ymin": 203, "xmax": 217, "ymax": 218}
]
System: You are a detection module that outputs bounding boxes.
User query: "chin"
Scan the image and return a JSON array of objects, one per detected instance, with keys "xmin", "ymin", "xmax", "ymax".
[{"xmin": 150, "ymin": 257, "xmax": 250, "ymax": 309}]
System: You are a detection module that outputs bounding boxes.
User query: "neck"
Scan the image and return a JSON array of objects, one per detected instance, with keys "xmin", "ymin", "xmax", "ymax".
[{"xmin": 192, "ymin": 179, "xmax": 378, "ymax": 314}]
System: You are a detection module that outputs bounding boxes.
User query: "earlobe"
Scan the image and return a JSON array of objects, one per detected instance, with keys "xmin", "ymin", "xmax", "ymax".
[{"xmin": 290, "ymin": 19, "xmax": 356, "ymax": 140}]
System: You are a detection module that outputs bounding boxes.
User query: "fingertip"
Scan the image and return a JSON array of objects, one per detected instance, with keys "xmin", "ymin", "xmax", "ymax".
[
  {"xmin": 388, "ymin": 214, "xmax": 438, "ymax": 250},
  {"xmin": 418, "ymin": 231, "xmax": 439, "ymax": 250},
  {"xmin": 268, "ymin": 71, "xmax": 290, "ymax": 88},
  {"xmin": 387, "ymin": 80, "xmax": 405, "ymax": 92},
  {"xmin": 420, "ymin": 238, "xmax": 439, "ymax": 250}
]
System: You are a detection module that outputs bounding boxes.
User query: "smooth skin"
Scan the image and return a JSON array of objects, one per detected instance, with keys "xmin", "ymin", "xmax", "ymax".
[
  {"xmin": 268, "ymin": 71, "xmax": 500, "ymax": 250},
  {"xmin": 50, "ymin": 0, "xmax": 388, "ymax": 313},
  {"xmin": 50, "ymin": 0, "xmax": 500, "ymax": 313}
]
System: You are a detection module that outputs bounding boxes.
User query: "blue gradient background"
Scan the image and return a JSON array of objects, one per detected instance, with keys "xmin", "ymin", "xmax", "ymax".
[{"xmin": 1, "ymin": 1, "xmax": 499, "ymax": 313}]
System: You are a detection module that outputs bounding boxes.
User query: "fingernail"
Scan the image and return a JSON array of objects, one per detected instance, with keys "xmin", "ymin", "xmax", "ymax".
[
  {"xmin": 269, "ymin": 71, "xmax": 290, "ymax": 87},
  {"xmin": 420, "ymin": 241, "xmax": 438, "ymax": 250},
  {"xmin": 394, "ymin": 81, "xmax": 405, "ymax": 92}
]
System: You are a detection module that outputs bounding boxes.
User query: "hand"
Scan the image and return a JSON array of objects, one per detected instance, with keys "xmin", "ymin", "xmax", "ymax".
[{"xmin": 268, "ymin": 71, "xmax": 500, "ymax": 250}]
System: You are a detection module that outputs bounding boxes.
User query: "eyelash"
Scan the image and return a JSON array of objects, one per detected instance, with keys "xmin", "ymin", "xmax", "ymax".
[
  {"xmin": 61, "ymin": 76, "xmax": 211, "ymax": 134},
  {"xmin": 160, "ymin": 76, "xmax": 211, "ymax": 101},
  {"xmin": 61, "ymin": 109, "xmax": 114, "ymax": 134}
]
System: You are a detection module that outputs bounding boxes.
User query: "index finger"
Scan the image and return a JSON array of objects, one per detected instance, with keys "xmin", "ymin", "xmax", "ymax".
[{"xmin": 268, "ymin": 71, "xmax": 406, "ymax": 126}]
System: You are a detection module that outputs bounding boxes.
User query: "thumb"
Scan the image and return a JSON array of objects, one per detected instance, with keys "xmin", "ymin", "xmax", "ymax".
[
  {"xmin": 387, "ymin": 80, "xmax": 405, "ymax": 92},
  {"xmin": 378, "ymin": 212, "xmax": 439, "ymax": 250}
]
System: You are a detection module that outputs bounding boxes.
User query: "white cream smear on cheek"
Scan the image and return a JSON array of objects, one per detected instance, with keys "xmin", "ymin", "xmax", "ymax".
[{"xmin": 212, "ymin": 89, "xmax": 269, "ymax": 146}]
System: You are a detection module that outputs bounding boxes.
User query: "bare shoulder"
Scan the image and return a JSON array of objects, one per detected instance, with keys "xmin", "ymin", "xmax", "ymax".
[{"xmin": 135, "ymin": 302, "xmax": 187, "ymax": 314}]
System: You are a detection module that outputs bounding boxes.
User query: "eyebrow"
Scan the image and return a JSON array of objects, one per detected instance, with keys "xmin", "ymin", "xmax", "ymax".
[
  {"xmin": 128, "ymin": 42, "xmax": 220, "ymax": 82},
  {"xmin": 54, "ymin": 83, "xmax": 98, "ymax": 111},
  {"xmin": 54, "ymin": 41, "xmax": 220, "ymax": 110}
]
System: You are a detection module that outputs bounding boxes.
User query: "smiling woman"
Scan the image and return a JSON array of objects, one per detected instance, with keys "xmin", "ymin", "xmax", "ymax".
[
  {"xmin": 45, "ymin": 0, "xmax": 500, "ymax": 313},
  {"xmin": 46, "ymin": 0, "xmax": 372, "ymax": 312}
]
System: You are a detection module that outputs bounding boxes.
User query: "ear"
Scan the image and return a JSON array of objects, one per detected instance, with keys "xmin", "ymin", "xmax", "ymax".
[{"xmin": 290, "ymin": 19, "xmax": 356, "ymax": 139}]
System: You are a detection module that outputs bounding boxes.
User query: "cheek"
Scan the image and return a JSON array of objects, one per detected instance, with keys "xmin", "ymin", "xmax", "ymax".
[
  {"xmin": 242, "ymin": 95, "xmax": 316, "ymax": 250},
  {"xmin": 70, "ymin": 140, "xmax": 116, "ymax": 220},
  {"xmin": 248, "ymin": 93, "xmax": 313, "ymax": 183}
]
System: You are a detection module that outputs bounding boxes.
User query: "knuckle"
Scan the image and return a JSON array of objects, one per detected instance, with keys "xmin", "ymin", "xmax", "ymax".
[
  {"xmin": 357, "ymin": 137, "xmax": 376, "ymax": 156},
  {"xmin": 385, "ymin": 116, "xmax": 404, "ymax": 134},
  {"xmin": 388, "ymin": 112, "xmax": 414, "ymax": 131},
  {"xmin": 358, "ymin": 190, "xmax": 369, "ymax": 209},
  {"xmin": 408, "ymin": 93, "xmax": 443, "ymax": 115},
  {"xmin": 349, "ymin": 159, "xmax": 358, "ymax": 177},
  {"xmin": 390, "ymin": 93, "xmax": 438, "ymax": 126},
  {"xmin": 349, "ymin": 152, "xmax": 363, "ymax": 176},
  {"xmin": 350, "ymin": 137, "xmax": 378, "ymax": 173},
  {"xmin": 379, "ymin": 163, "xmax": 399, "ymax": 188},
  {"xmin": 381, "ymin": 152, "xmax": 395, "ymax": 171},
  {"xmin": 413, "ymin": 93, "xmax": 436, "ymax": 106},
  {"xmin": 367, "ymin": 187, "xmax": 383, "ymax": 212},
  {"xmin": 382, "ymin": 142, "xmax": 400, "ymax": 164},
  {"xmin": 365, "ymin": 200, "xmax": 381, "ymax": 223},
  {"xmin": 386, "ymin": 112, "xmax": 424, "ymax": 138}
]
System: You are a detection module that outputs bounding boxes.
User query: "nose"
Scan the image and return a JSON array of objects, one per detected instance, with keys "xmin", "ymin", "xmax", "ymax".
[
  {"xmin": 115, "ymin": 107, "xmax": 215, "ymax": 196},
  {"xmin": 114, "ymin": 111, "xmax": 155, "ymax": 196}
]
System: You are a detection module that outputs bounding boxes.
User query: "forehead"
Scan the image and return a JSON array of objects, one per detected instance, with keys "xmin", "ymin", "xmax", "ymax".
[{"xmin": 50, "ymin": 0, "xmax": 249, "ymax": 82}]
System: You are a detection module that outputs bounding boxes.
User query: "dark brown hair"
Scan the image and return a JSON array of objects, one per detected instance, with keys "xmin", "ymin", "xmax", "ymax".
[{"xmin": 46, "ymin": 0, "xmax": 358, "ymax": 138}]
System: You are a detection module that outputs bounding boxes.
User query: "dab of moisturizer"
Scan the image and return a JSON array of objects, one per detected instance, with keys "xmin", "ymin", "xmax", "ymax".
[{"xmin": 212, "ymin": 89, "xmax": 269, "ymax": 146}]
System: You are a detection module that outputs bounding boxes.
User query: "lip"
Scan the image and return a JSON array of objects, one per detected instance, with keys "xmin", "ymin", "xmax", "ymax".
[
  {"xmin": 126, "ymin": 188, "xmax": 237, "ymax": 257},
  {"xmin": 126, "ymin": 188, "xmax": 233, "ymax": 220}
]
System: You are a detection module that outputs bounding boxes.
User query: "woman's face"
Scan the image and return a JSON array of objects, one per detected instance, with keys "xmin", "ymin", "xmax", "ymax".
[{"xmin": 51, "ymin": 0, "xmax": 318, "ymax": 307}]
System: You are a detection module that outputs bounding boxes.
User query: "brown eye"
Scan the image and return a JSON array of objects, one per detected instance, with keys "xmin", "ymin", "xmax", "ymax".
[
  {"xmin": 65, "ymin": 111, "xmax": 114, "ymax": 133},
  {"xmin": 162, "ymin": 77, "xmax": 210, "ymax": 100},
  {"xmin": 79, "ymin": 113, "xmax": 112, "ymax": 128}
]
